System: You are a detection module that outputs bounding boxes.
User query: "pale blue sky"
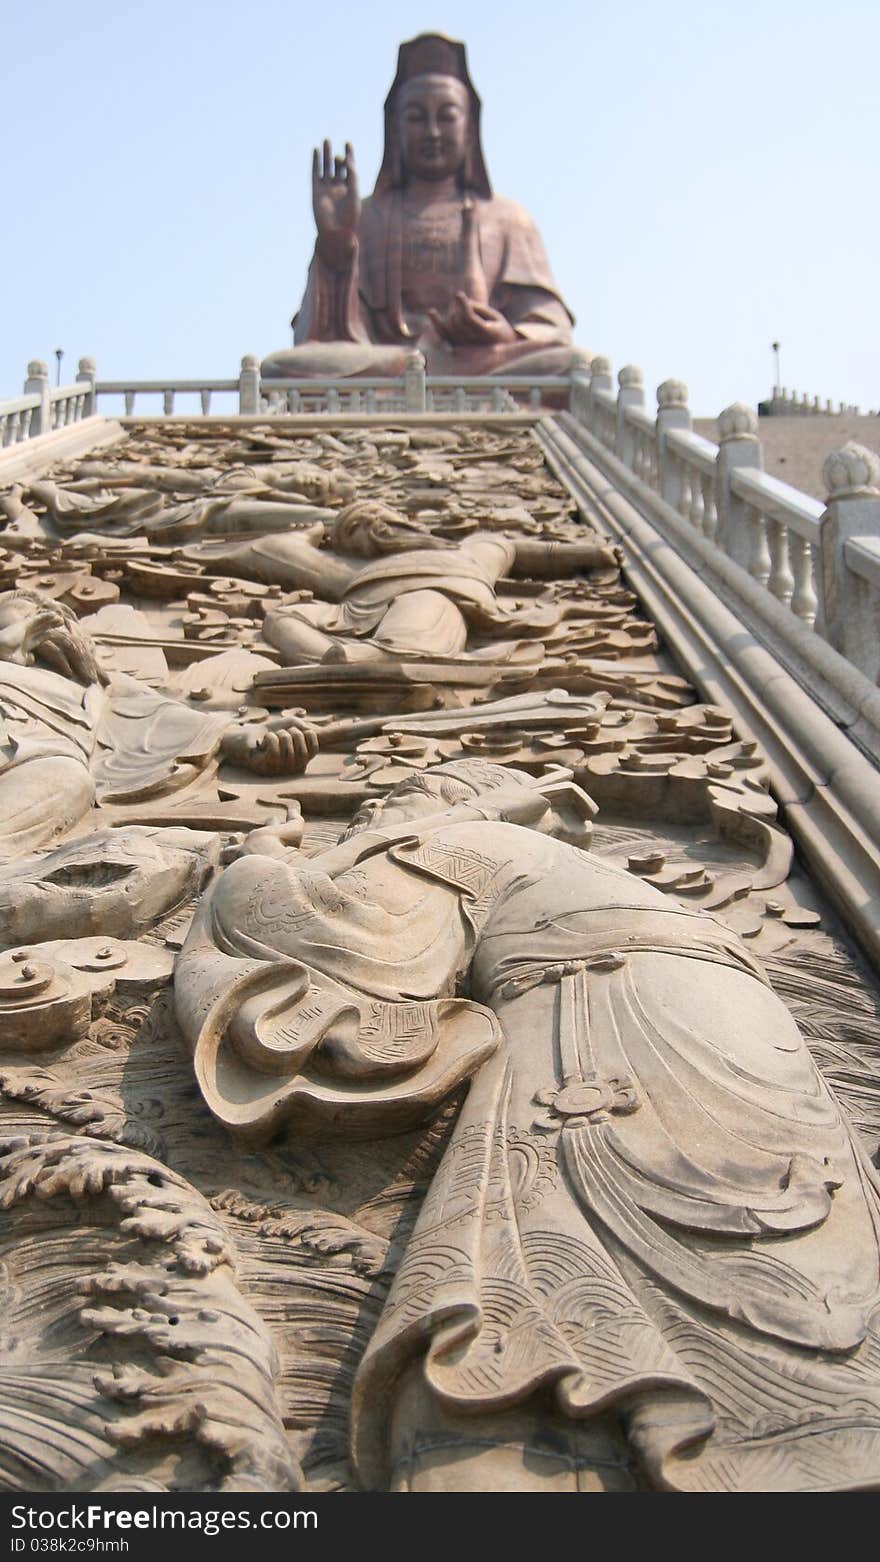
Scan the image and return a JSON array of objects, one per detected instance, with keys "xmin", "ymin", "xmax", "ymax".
[{"xmin": 3, "ymin": 0, "xmax": 878, "ymax": 416}]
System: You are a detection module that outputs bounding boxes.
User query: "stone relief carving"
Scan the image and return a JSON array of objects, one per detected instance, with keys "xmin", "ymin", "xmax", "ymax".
[{"xmin": 1, "ymin": 416, "xmax": 879, "ymax": 1494}]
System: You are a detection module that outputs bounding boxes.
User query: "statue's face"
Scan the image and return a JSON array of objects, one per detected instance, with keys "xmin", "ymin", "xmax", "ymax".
[
  {"xmin": 342, "ymin": 774, "xmax": 460, "ymax": 838},
  {"xmin": 341, "ymin": 760, "xmax": 529, "ymax": 839},
  {"xmin": 395, "ymin": 75, "xmax": 469, "ymax": 182},
  {"xmin": 331, "ymin": 502, "xmax": 444, "ymax": 559}
]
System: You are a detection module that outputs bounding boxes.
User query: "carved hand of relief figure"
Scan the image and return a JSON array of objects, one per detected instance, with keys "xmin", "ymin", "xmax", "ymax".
[{"xmin": 219, "ymin": 712, "xmax": 320, "ymax": 776}]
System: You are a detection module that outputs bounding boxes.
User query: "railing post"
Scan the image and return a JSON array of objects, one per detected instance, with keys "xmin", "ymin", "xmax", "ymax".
[
  {"xmin": 656, "ymin": 379, "xmax": 691, "ymax": 509},
  {"xmin": 818, "ymin": 442, "xmax": 880, "ymax": 671},
  {"xmin": 615, "ymin": 365, "xmax": 644, "ymax": 468},
  {"xmin": 24, "ymin": 360, "xmax": 51, "ymax": 437},
  {"xmin": 76, "ymin": 356, "xmax": 96, "ymax": 417},
  {"xmin": 586, "ymin": 355, "xmax": 612, "ymax": 435},
  {"xmin": 716, "ymin": 402, "xmax": 763, "ymax": 568},
  {"xmin": 569, "ymin": 368, "xmax": 591, "ymax": 422},
  {"xmin": 404, "ymin": 351, "xmax": 427, "ymax": 412},
  {"xmin": 239, "ymin": 354, "xmax": 261, "ymax": 415}
]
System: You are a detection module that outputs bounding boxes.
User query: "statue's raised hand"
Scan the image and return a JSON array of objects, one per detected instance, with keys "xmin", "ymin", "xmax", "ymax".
[{"xmin": 312, "ymin": 140, "xmax": 360, "ymax": 269}]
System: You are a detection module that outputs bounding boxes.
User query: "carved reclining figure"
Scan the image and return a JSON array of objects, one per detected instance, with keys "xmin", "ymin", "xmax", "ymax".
[
  {"xmin": 0, "ymin": 590, "xmax": 317, "ymax": 856},
  {"xmin": 175, "ymin": 759, "xmax": 880, "ymax": 1493}
]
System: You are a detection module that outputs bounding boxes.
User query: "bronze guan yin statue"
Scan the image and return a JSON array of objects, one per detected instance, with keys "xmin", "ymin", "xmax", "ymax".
[{"xmin": 262, "ymin": 33, "xmax": 589, "ymax": 381}]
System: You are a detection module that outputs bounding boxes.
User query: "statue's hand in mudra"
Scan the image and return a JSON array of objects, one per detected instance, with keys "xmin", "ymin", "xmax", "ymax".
[
  {"xmin": 428, "ymin": 292, "xmax": 517, "ymax": 348},
  {"xmin": 221, "ymin": 712, "xmax": 319, "ymax": 776},
  {"xmin": 312, "ymin": 140, "xmax": 360, "ymax": 270}
]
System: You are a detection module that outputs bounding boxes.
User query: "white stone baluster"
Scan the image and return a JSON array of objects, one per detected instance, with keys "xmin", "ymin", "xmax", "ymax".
[
  {"xmin": 569, "ymin": 369, "xmax": 590, "ymax": 423},
  {"xmin": 745, "ymin": 503, "xmax": 771, "ymax": 586},
  {"xmin": 678, "ymin": 463, "xmax": 692, "ymax": 523},
  {"xmin": 163, "ymin": 389, "xmax": 175, "ymax": 416},
  {"xmin": 365, "ymin": 388, "xmax": 377, "ymax": 413},
  {"xmin": 700, "ymin": 473, "xmax": 718, "ymax": 541},
  {"xmin": 688, "ymin": 467, "xmax": 704, "ymax": 531},
  {"xmin": 124, "ymin": 391, "xmax": 136, "ymax": 415},
  {"xmin": 766, "ymin": 519, "xmax": 794, "ymax": 606},
  {"xmin": 788, "ymin": 534, "xmax": 818, "ymax": 626},
  {"xmin": 200, "ymin": 390, "xmax": 212, "ymax": 414}
]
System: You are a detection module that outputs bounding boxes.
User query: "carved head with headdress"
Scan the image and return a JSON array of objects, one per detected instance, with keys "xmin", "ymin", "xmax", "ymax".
[{"xmin": 375, "ymin": 32, "xmax": 491, "ymax": 197}]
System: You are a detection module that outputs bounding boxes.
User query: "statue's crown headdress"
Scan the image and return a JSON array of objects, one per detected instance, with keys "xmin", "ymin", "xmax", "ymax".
[
  {"xmin": 391, "ymin": 32, "xmax": 473, "ymax": 87},
  {"xmin": 375, "ymin": 32, "xmax": 491, "ymax": 197}
]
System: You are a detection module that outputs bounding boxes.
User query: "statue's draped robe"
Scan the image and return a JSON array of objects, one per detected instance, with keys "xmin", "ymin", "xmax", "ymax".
[
  {"xmin": 176, "ymin": 819, "xmax": 880, "ymax": 1493},
  {"xmin": 293, "ymin": 193, "xmax": 575, "ymax": 375}
]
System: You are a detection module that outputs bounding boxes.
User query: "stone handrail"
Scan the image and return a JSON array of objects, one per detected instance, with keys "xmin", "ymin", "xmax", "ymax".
[
  {"xmin": 846, "ymin": 535, "xmax": 880, "ymax": 591},
  {"xmin": 569, "ymin": 360, "xmax": 880, "ymax": 682},
  {"xmin": 96, "ymin": 379, "xmax": 239, "ymax": 416}
]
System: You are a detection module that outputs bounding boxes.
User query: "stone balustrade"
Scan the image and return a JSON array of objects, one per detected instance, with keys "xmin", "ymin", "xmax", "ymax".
[
  {"xmin": 4, "ymin": 349, "xmax": 878, "ymax": 685},
  {"xmin": 0, "ymin": 391, "xmax": 41, "ymax": 446},
  {"xmin": 10, "ymin": 353, "xmax": 559, "ymax": 422},
  {"xmin": 1, "ymin": 360, "xmax": 97, "ymax": 445},
  {"xmin": 0, "ymin": 349, "xmax": 564, "ymax": 420},
  {"xmin": 568, "ymin": 361, "xmax": 880, "ymax": 683}
]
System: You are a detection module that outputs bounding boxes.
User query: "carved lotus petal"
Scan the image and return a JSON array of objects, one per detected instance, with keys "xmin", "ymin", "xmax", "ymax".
[
  {"xmin": 657, "ymin": 378, "xmax": 689, "ymax": 408},
  {"xmin": 822, "ymin": 441, "xmax": 880, "ymax": 497},
  {"xmin": 718, "ymin": 402, "xmax": 759, "ymax": 441}
]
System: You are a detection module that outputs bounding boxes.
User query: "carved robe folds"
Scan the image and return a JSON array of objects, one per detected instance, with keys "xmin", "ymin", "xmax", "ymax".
[{"xmin": 176, "ymin": 814, "xmax": 880, "ymax": 1493}]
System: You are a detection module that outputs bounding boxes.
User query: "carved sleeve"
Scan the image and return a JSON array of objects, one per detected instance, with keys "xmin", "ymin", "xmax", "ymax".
[{"xmin": 292, "ymin": 246, "xmax": 372, "ymax": 345}]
